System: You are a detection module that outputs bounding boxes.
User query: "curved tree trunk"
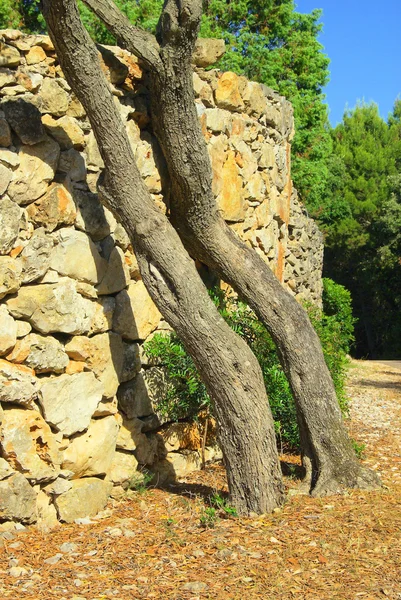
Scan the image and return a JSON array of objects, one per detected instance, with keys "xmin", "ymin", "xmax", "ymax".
[
  {"xmin": 42, "ymin": 0, "xmax": 284, "ymax": 516},
  {"xmin": 77, "ymin": 0, "xmax": 380, "ymax": 495}
]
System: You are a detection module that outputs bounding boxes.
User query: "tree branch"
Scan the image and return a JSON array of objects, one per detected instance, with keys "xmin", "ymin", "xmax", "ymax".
[
  {"xmin": 157, "ymin": 0, "xmax": 203, "ymax": 50},
  {"xmin": 81, "ymin": 0, "xmax": 162, "ymax": 70}
]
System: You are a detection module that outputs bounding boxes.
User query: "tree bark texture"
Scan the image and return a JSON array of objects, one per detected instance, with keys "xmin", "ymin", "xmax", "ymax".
[
  {"xmin": 79, "ymin": 0, "xmax": 381, "ymax": 496},
  {"xmin": 42, "ymin": 0, "xmax": 285, "ymax": 515}
]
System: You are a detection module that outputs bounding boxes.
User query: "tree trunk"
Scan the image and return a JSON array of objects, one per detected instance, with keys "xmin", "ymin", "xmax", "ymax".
[
  {"xmin": 79, "ymin": 0, "xmax": 380, "ymax": 494},
  {"xmin": 42, "ymin": 0, "xmax": 284, "ymax": 515}
]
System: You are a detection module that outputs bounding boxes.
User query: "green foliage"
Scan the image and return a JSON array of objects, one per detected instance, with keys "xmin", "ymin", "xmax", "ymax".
[
  {"xmin": 0, "ymin": 0, "xmax": 45, "ymax": 32},
  {"xmin": 209, "ymin": 492, "xmax": 238, "ymax": 517},
  {"xmin": 127, "ymin": 469, "xmax": 153, "ymax": 493},
  {"xmin": 199, "ymin": 506, "xmax": 218, "ymax": 529},
  {"xmin": 351, "ymin": 440, "xmax": 366, "ymax": 460},
  {"xmin": 144, "ymin": 287, "xmax": 354, "ymax": 450}
]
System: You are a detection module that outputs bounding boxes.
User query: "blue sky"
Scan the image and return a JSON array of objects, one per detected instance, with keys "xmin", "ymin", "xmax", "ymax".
[{"xmin": 295, "ymin": 1, "xmax": 401, "ymax": 125}]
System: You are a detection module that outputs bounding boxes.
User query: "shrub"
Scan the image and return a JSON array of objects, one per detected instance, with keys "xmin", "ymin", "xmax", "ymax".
[{"xmin": 144, "ymin": 283, "xmax": 355, "ymax": 451}]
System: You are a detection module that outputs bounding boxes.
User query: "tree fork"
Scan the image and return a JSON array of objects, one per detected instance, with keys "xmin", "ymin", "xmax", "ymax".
[{"xmin": 41, "ymin": 0, "xmax": 285, "ymax": 515}]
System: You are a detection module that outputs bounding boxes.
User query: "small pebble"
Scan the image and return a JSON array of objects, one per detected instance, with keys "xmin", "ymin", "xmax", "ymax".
[
  {"xmin": 182, "ymin": 581, "xmax": 208, "ymax": 593},
  {"xmin": 9, "ymin": 566, "xmax": 29, "ymax": 578},
  {"xmin": 44, "ymin": 553, "xmax": 63, "ymax": 565},
  {"xmin": 59, "ymin": 542, "xmax": 78, "ymax": 553}
]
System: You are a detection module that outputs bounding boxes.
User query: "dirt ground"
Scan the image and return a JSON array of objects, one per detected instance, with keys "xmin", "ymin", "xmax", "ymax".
[{"xmin": 1, "ymin": 359, "xmax": 400, "ymax": 600}]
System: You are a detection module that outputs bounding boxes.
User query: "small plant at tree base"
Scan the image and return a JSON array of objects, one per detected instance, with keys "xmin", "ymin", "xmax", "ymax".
[
  {"xmin": 209, "ymin": 492, "xmax": 238, "ymax": 517},
  {"xmin": 351, "ymin": 439, "xmax": 366, "ymax": 459},
  {"xmin": 199, "ymin": 507, "xmax": 218, "ymax": 529},
  {"xmin": 127, "ymin": 469, "xmax": 154, "ymax": 494}
]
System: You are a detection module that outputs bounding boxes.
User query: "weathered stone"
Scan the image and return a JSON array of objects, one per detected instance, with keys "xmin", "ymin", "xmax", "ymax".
[
  {"xmin": 15, "ymin": 320, "xmax": 31, "ymax": 338},
  {"xmin": 242, "ymin": 81, "xmax": 268, "ymax": 116},
  {"xmin": 0, "ymin": 255, "xmax": 22, "ymax": 299},
  {"xmin": 0, "ymin": 68, "xmax": 16, "ymax": 88},
  {"xmin": 38, "ymin": 78, "xmax": 69, "ymax": 116},
  {"xmin": 0, "ymin": 457, "xmax": 13, "ymax": 479},
  {"xmin": 205, "ymin": 107, "xmax": 231, "ymax": 133},
  {"xmin": 107, "ymin": 450, "xmax": 141, "ymax": 487},
  {"xmin": 2, "ymin": 98, "xmax": 45, "ymax": 145},
  {"xmin": 0, "ymin": 197, "xmax": 22, "ymax": 255},
  {"xmin": 58, "ymin": 148, "xmax": 86, "ymax": 182},
  {"xmin": 26, "ymin": 183, "xmax": 77, "ymax": 232},
  {"xmin": 113, "ymin": 280, "xmax": 161, "ymax": 341},
  {"xmin": 7, "ymin": 333, "xmax": 69, "ymax": 374},
  {"xmin": 38, "ymin": 372, "xmax": 104, "ymax": 437},
  {"xmin": 42, "ymin": 114, "xmax": 85, "ymax": 149},
  {"xmin": 93, "ymin": 395, "xmax": 118, "ymax": 417},
  {"xmin": 54, "ymin": 478, "xmax": 113, "ymax": 523},
  {"xmin": 0, "ymin": 163, "xmax": 11, "ymax": 194},
  {"xmin": 25, "ymin": 45, "xmax": 46, "ymax": 65},
  {"xmin": 85, "ymin": 131, "xmax": 104, "ymax": 170},
  {"xmin": 43, "ymin": 477, "xmax": 72, "ymax": 497},
  {"xmin": 73, "ymin": 189, "xmax": 112, "ymax": 241},
  {"xmin": 67, "ymin": 94, "xmax": 85, "ymax": 118},
  {"xmin": 244, "ymin": 171, "xmax": 266, "ymax": 202},
  {"xmin": 215, "ymin": 72, "xmax": 245, "ymax": 112},
  {"xmin": 49, "ymin": 228, "xmax": 107, "ymax": 285},
  {"xmin": 121, "ymin": 342, "xmax": 141, "ymax": 383},
  {"xmin": 89, "ymin": 296, "xmax": 115, "ymax": 335},
  {"xmin": 20, "ymin": 228, "xmax": 54, "ymax": 284},
  {"xmin": 0, "ymin": 359, "xmax": 38, "ymax": 408},
  {"xmin": 15, "ymin": 69, "xmax": 43, "ymax": 93},
  {"xmin": 62, "ymin": 416, "xmax": 119, "ymax": 478},
  {"xmin": 0, "ymin": 43, "xmax": 20, "ymax": 67},
  {"xmin": 98, "ymin": 45, "xmax": 129, "ymax": 85},
  {"xmin": 0, "ymin": 407, "xmax": 61, "ymax": 482},
  {"xmin": 6, "ymin": 278, "xmax": 96, "ymax": 335},
  {"xmin": 7, "ymin": 137, "xmax": 60, "ymax": 205},
  {"xmin": 192, "ymin": 38, "xmax": 225, "ymax": 67},
  {"xmin": 97, "ymin": 246, "xmax": 130, "ymax": 295},
  {"xmin": 0, "ymin": 147, "xmax": 20, "ymax": 167},
  {"xmin": 35, "ymin": 490, "xmax": 59, "ymax": 531},
  {"xmin": 0, "ymin": 117, "xmax": 12, "ymax": 146},
  {"xmin": 161, "ymin": 422, "xmax": 202, "ymax": 452},
  {"xmin": 0, "ymin": 472, "xmax": 37, "ymax": 523},
  {"xmin": 117, "ymin": 367, "xmax": 175, "ymax": 424},
  {"xmin": 116, "ymin": 416, "xmax": 145, "ymax": 452},
  {"xmin": 65, "ymin": 332, "xmax": 124, "ymax": 399},
  {"xmin": 0, "ymin": 305, "xmax": 17, "ymax": 356},
  {"xmin": 216, "ymin": 150, "xmax": 245, "ymax": 222},
  {"xmin": 151, "ymin": 451, "xmax": 202, "ymax": 483}
]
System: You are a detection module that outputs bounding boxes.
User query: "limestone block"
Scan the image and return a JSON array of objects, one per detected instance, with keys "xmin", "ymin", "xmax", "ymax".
[
  {"xmin": 15, "ymin": 70, "xmax": 43, "ymax": 93},
  {"xmin": 89, "ymin": 296, "xmax": 115, "ymax": 335},
  {"xmin": 121, "ymin": 342, "xmax": 141, "ymax": 383},
  {"xmin": 0, "ymin": 43, "xmax": 20, "ymax": 67},
  {"xmin": 42, "ymin": 114, "xmax": 85, "ymax": 149},
  {"xmin": 98, "ymin": 45, "xmax": 129, "ymax": 85},
  {"xmin": 85, "ymin": 131, "xmax": 104, "ymax": 170},
  {"xmin": 244, "ymin": 171, "xmax": 266, "ymax": 202},
  {"xmin": 38, "ymin": 78, "xmax": 69, "ymax": 116},
  {"xmin": 54, "ymin": 478, "xmax": 113, "ymax": 523},
  {"xmin": 242, "ymin": 81, "xmax": 268, "ymax": 116},
  {"xmin": 205, "ymin": 107, "xmax": 231, "ymax": 133},
  {"xmin": 258, "ymin": 142, "xmax": 275, "ymax": 169},
  {"xmin": 35, "ymin": 490, "xmax": 59, "ymax": 532},
  {"xmin": 0, "ymin": 255, "xmax": 22, "ymax": 300},
  {"xmin": 113, "ymin": 280, "xmax": 161, "ymax": 341},
  {"xmin": 117, "ymin": 367, "xmax": 174, "ymax": 423},
  {"xmin": 0, "ymin": 305, "xmax": 17, "ymax": 356},
  {"xmin": 58, "ymin": 148, "xmax": 86, "ymax": 182},
  {"xmin": 0, "ymin": 359, "xmax": 38, "ymax": 408},
  {"xmin": 0, "ymin": 472, "xmax": 37, "ymax": 523},
  {"xmin": 25, "ymin": 45, "xmax": 46, "ymax": 65},
  {"xmin": 20, "ymin": 228, "xmax": 54, "ymax": 284},
  {"xmin": 0, "ymin": 197, "xmax": 22, "ymax": 255},
  {"xmin": 73, "ymin": 189, "xmax": 113, "ymax": 241},
  {"xmin": 97, "ymin": 246, "xmax": 130, "ymax": 295},
  {"xmin": 67, "ymin": 94, "xmax": 85, "ymax": 118},
  {"xmin": 192, "ymin": 38, "xmax": 225, "ymax": 68},
  {"xmin": 0, "ymin": 147, "xmax": 20, "ymax": 167},
  {"xmin": 0, "ymin": 457, "xmax": 13, "ymax": 479},
  {"xmin": 26, "ymin": 182, "xmax": 77, "ymax": 232},
  {"xmin": 116, "ymin": 416, "xmax": 146, "ymax": 452},
  {"xmin": 0, "ymin": 68, "xmax": 16, "ymax": 88},
  {"xmin": 215, "ymin": 72, "xmax": 245, "ymax": 112},
  {"xmin": 50, "ymin": 228, "xmax": 107, "ymax": 285},
  {"xmin": 0, "ymin": 163, "xmax": 11, "ymax": 195},
  {"xmin": 7, "ymin": 138, "xmax": 60, "ymax": 205},
  {"xmin": 0, "ymin": 117, "xmax": 12, "ymax": 146},
  {"xmin": 16, "ymin": 320, "xmax": 31, "ymax": 338},
  {"xmin": 2, "ymin": 98, "xmax": 45, "ymax": 145},
  {"xmin": 107, "ymin": 450, "xmax": 141, "ymax": 487},
  {"xmin": 38, "ymin": 371, "xmax": 104, "ymax": 437},
  {"xmin": 7, "ymin": 333, "xmax": 69, "ymax": 374},
  {"xmin": 151, "ymin": 451, "xmax": 202, "ymax": 483},
  {"xmin": 193, "ymin": 72, "xmax": 214, "ymax": 107},
  {"xmin": 6, "ymin": 278, "xmax": 97, "ymax": 335},
  {"xmin": 65, "ymin": 332, "xmax": 124, "ymax": 399},
  {"xmin": 62, "ymin": 416, "xmax": 119, "ymax": 478},
  {"xmin": 216, "ymin": 150, "xmax": 245, "ymax": 222},
  {"xmin": 93, "ymin": 395, "xmax": 118, "ymax": 417},
  {"xmin": 0, "ymin": 407, "xmax": 61, "ymax": 482}
]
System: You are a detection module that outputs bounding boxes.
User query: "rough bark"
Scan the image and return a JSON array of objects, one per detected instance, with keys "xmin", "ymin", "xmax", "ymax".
[
  {"xmin": 42, "ymin": 0, "xmax": 284, "ymax": 515},
  {"xmin": 79, "ymin": 0, "xmax": 381, "ymax": 495}
]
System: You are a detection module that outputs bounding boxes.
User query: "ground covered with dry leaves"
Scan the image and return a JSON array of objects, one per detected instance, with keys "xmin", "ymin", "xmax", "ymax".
[{"xmin": 1, "ymin": 360, "xmax": 400, "ymax": 600}]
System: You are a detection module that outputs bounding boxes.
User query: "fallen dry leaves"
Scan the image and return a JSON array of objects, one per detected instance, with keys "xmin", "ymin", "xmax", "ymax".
[{"xmin": 1, "ymin": 360, "xmax": 400, "ymax": 600}]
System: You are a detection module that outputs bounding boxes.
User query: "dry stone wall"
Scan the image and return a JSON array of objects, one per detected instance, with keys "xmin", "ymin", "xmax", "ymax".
[{"xmin": 0, "ymin": 30, "xmax": 323, "ymax": 528}]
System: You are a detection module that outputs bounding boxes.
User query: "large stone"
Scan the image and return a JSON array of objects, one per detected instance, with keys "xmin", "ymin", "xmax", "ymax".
[
  {"xmin": 0, "ymin": 163, "xmax": 11, "ymax": 195},
  {"xmin": 192, "ymin": 38, "xmax": 225, "ymax": 67},
  {"xmin": 85, "ymin": 131, "xmax": 104, "ymax": 170},
  {"xmin": 42, "ymin": 114, "xmax": 85, "ymax": 149},
  {"xmin": 38, "ymin": 371, "xmax": 104, "ymax": 437},
  {"xmin": 242, "ymin": 81, "xmax": 268, "ymax": 117},
  {"xmin": 2, "ymin": 98, "xmax": 46, "ymax": 145},
  {"xmin": 25, "ymin": 45, "xmax": 46, "ymax": 65},
  {"xmin": 113, "ymin": 280, "xmax": 161, "ymax": 341},
  {"xmin": 0, "ymin": 147, "xmax": 20, "ymax": 167},
  {"xmin": 0, "ymin": 118, "xmax": 12, "ymax": 146},
  {"xmin": 0, "ymin": 472, "xmax": 37, "ymax": 524},
  {"xmin": 98, "ymin": 45, "xmax": 129, "ymax": 85},
  {"xmin": 215, "ymin": 72, "xmax": 245, "ymax": 112},
  {"xmin": 116, "ymin": 417, "xmax": 160, "ymax": 465},
  {"xmin": 26, "ymin": 183, "xmax": 77, "ymax": 232},
  {"xmin": 0, "ymin": 255, "xmax": 22, "ymax": 299},
  {"xmin": 0, "ymin": 359, "xmax": 38, "ymax": 408},
  {"xmin": 0, "ymin": 407, "xmax": 61, "ymax": 483},
  {"xmin": 58, "ymin": 148, "xmax": 86, "ymax": 182},
  {"xmin": 38, "ymin": 78, "xmax": 69, "ymax": 116},
  {"xmin": 97, "ymin": 246, "xmax": 130, "ymax": 295},
  {"xmin": 20, "ymin": 228, "xmax": 54, "ymax": 283},
  {"xmin": 117, "ymin": 367, "xmax": 174, "ymax": 423},
  {"xmin": 65, "ymin": 332, "xmax": 124, "ymax": 399},
  {"xmin": 35, "ymin": 490, "xmax": 59, "ymax": 532},
  {"xmin": 49, "ymin": 228, "xmax": 107, "ymax": 285},
  {"xmin": 121, "ymin": 342, "xmax": 141, "ymax": 383},
  {"xmin": 216, "ymin": 150, "xmax": 245, "ymax": 222},
  {"xmin": 61, "ymin": 416, "xmax": 119, "ymax": 478},
  {"xmin": 54, "ymin": 478, "xmax": 113, "ymax": 523},
  {"xmin": 0, "ymin": 305, "xmax": 17, "ymax": 356},
  {"xmin": 0, "ymin": 197, "xmax": 22, "ymax": 255},
  {"xmin": 89, "ymin": 296, "xmax": 115, "ymax": 335},
  {"xmin": 0, "ymin": 42, "xmax": 20, "ymax": 67},
  {"xmin": 107, "ymin": 450, "xmax": 140, "ymax": 487},
  {"xmin": 151, "ymin": 451, "xmax": 202, "ymax": 483},
  {"xmin": 7, "ymin": 138, "xmax": 60, "ymax": 205},
  {"xmin": 7, "ymin": 333, "xmax": 69, "ymax": 374},
  {"xmin": 73, "ymin": 189, "xmax": 112, "ymax": 241},
  {"xmin": 6, "ymin": 278, "xmax": 97, "ymax": 335},
  {"xmin": 0, "ymin": 329, "xmax": 16, "ymax": 383}
]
